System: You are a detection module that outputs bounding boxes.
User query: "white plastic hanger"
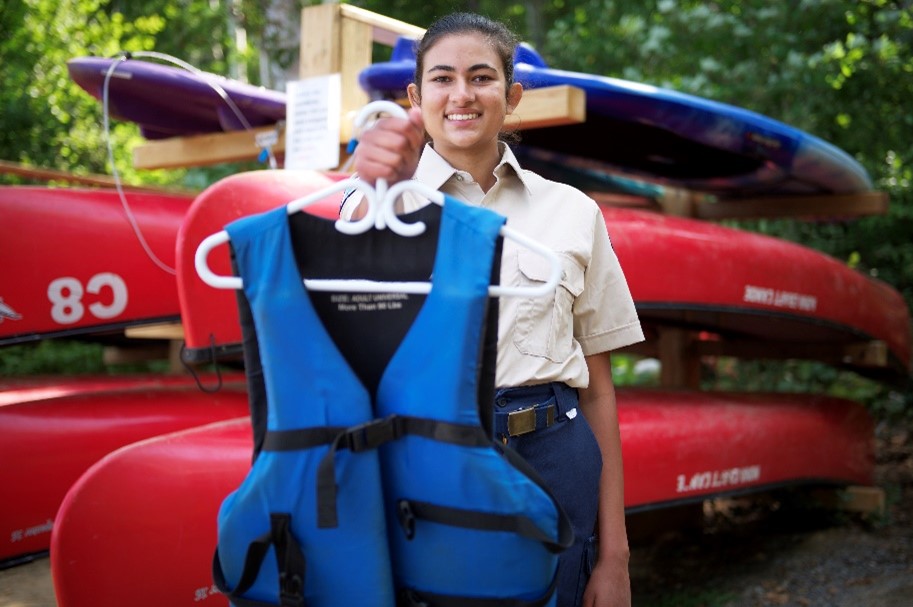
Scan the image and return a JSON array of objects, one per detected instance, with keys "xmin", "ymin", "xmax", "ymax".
[{"xmin": 194, "ymin": 101, "xmax": 562, "ymax": 298}]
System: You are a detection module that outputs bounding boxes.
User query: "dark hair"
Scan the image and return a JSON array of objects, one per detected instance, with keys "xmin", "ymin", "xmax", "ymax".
[{"xmin": 413, "ymin": 13, "xmax": 518, "ymax": 95}]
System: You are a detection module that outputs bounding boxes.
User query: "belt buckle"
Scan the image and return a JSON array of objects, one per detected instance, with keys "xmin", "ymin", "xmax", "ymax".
[{"xmin": 507, "ymin": 406, "xmax": 537, "ymax": 437}]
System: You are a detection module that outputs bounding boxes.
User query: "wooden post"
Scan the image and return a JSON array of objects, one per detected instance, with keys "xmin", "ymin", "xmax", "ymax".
[
  {"xmin": 300, "ymin": 3, "xmax": 369, "ymax": 140},
  {"xmin": 658, "ymin": 327, "xmax": 701, "ymax": 389},
  {"xmin": 299, "ymin": 3, "xmax": 426, "ymax": 141}
]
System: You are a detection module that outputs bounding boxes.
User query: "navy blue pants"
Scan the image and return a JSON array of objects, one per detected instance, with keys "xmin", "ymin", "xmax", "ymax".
[{"xmin": 493, "ymin": 383, "xmax": 603, "ymax": 607}]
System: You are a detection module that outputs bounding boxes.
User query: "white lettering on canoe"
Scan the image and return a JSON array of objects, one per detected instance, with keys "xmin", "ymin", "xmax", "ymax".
[
  {"xmin": 675, "ymin": 465, "xmax": 761, "ymax": 493},
  {"xmin": 9, "ymin": 519, "xmax": 53, "ymax": 543},
  {"xmin": 193, "ymin": 584, "xmax": 222, "ymax": 602},
  {"xmin": 743, "ymin": 285, "xmax": 817, "ymax": 312}
]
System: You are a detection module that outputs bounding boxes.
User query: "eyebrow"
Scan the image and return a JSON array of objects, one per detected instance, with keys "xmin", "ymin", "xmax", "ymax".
[{"xmin": 427, "ymin": 63, "xmax": 498, "ymax": 73}]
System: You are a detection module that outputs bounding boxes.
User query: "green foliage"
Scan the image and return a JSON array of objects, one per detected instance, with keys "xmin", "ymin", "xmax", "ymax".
[
  {"xmin": 705, "ymin": 358, "xmax": 913, "ymax": 423},
  {"xmin": 0, "ymin": 0, "xmax": 273, "ymax": 188},
  {"xmin": 1, "ymin": 0, "xmax": 178, "ymax": 185},
  {"xmin": 0, "ymin": 340, "xmax": 170, "ymax": 375},
  {"xmin": 612, "ymin": 354, "xmax": 661, "ymax": 387},
  {"xmin": 539, "ymin": 1, "xmax": 913, "ymax": 309}
]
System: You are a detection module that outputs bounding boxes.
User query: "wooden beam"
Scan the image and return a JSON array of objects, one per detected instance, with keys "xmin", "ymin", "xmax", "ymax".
[
  {"xmin": 694, "ymin": 190, "xmax": 889, "ymax": 220},
  {"xmin": 0, "ymin": 160, "xmax": 195, "ymax": 195},
  {"xmin": 133, "ymin": 125, "xmax": 286, "ymax": 170},
  {"xmin": 125, "ymin": 322, "xmax": 185, "ymax": 340},
  {"xmin": 338, "ymin": 4, "xmax": 425, "ymax": 47},
  {"xmin": 807, "ymin": 485, "xmax": 886, "ymax": 517},
  {"xmin": 506, "ymin": 85, "xmax": 586, "ymax": 130},
  {"xmin": 694, "ymin": 338, "xmax": 890, "ymax": 368},
  {"xmin": 133, "ymin": 86, "xmax": 585, "ymax": 170}
]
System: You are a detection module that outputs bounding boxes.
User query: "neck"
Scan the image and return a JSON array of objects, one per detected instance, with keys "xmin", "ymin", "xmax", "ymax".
[{"xmin": 435, "ymin": 141, "xmax": 502, "ymax": 193}]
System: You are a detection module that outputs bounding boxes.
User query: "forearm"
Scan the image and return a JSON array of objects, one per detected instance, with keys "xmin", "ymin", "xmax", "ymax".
[
  {"xmin": 578, "ymin": 352, "xmax": 631, "ymax": 606},
  {"xmin": 578, "ymin": 356, "xmax": 630, "ymax": 561}
]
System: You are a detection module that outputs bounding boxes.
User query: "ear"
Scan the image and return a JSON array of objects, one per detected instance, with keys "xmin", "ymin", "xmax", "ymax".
[
  {"xmin": 506, "ymin": 82, "xmax": 523, "ymax": 114},
  {"xmin": 407, "ymin": 83, "xmax": 421, "ymax": 107}
]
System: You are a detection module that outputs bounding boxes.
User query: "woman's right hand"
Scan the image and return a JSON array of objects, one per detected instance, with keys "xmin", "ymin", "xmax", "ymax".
[{"xmin": 353, "ymin": 107, "xmax": 425, "ymax": 186}]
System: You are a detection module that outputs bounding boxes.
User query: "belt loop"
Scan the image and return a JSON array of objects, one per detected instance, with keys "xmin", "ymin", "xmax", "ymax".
[{"xmin": 552, "ymin": 382, "xmax": 578, "ymax": 420}]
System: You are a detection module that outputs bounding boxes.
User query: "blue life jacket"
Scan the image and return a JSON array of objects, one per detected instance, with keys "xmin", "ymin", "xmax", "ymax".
[{"xmin": 212, "ymin": 196, "xmax": 572, "ymax": 607}]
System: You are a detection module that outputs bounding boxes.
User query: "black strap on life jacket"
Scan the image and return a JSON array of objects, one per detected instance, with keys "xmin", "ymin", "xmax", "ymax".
[
  {"xmin": 398, "ymin": 570, "xmax": 559, "ymax": 607},
  {"xmin": 212, "ymin": 513, "xmax": 305, "ymax": 607},
  {"xmin": 311, "ymin": 415, "xmax": 492, "ymax": 528},
  {"xmin": 395, "ymin": 499, "xmax": 573, "ymax": 554}
]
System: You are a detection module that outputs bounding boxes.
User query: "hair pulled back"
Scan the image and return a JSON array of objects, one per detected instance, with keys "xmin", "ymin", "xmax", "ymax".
[{"xmin": 413, "ymin": 13, "xmax": 518, "ymax": 93}]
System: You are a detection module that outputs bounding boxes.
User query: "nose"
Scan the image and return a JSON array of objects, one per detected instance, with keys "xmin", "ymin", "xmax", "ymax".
[{"xmin": 450, "ymin": 79, "xmax": 475, "ymax": 103}]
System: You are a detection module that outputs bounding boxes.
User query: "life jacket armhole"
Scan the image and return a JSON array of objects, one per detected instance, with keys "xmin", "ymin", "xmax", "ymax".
[{"xmin": 212, "ymin": 513, "xmax": 306, "ymax": 607}]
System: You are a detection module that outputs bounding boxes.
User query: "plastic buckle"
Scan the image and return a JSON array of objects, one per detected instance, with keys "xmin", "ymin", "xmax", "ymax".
[{"xmin": 345, "ymin": 416, "xmax": 402, "ymax": 452}]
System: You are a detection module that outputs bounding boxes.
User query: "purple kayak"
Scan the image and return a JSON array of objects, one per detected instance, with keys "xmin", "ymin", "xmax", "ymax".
[{"xmin": 68, "ymin": 56, "xmax": 286, "ymax": 140}]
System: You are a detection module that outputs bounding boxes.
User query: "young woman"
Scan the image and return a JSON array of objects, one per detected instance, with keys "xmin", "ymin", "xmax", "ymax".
[{"xmin": 346, "ymin": 13, "xmax": 643, "ymax": 607}]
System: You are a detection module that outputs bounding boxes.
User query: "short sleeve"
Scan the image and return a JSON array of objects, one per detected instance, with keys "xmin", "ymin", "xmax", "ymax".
[{"xmin": 573, "ymin": 206, "xmax": 644, "ymax": 356}]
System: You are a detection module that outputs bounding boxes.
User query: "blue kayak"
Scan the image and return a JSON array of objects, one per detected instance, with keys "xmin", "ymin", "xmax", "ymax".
[{"xmin": 359, "ymin": 37, "xmax": 873, "ymax": 198}]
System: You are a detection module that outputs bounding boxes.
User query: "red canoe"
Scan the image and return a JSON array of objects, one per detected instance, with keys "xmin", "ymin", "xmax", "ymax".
[
  {"xmin": 0, "ymin": 186, "xmax": 194, "ymax": 346},
  {"xmin": 0, "ymin": 373, "xmax": 249, "ymax": 566},
  {"xmin": 52, "ymin": 418, "xmax": 252, "ymax": 606},
  {"xmin": 176, "ymin": 170, "xmax": 346, "ymax": 363},
  {"xmin": 50, "ymin": 388, "xmax": 873, "ymax": 606},
  {"xmin": 606, "ymin": 208, "xmax": 911, "ymax": 377},
  {"xmin": 172, "ymin": 170, "xmax": 910, "ymax": 377}
]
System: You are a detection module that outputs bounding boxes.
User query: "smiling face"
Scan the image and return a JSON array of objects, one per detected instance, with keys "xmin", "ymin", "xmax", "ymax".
[{"xmin": 408, "ymin": 32, "xmax": 522, "ymax": 168}]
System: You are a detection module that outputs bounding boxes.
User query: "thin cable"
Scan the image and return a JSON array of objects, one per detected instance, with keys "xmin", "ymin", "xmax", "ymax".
[
  {"xmin": 100, "ymin": 51, "xmax": 282, "ymax": 276},
  {"xmin": 102, "ymin": 56, "xmax": 176, "ymax": 275},
  {"xmin": 127, "ymin": 50, "xmax": 277, "ymax": 168}
]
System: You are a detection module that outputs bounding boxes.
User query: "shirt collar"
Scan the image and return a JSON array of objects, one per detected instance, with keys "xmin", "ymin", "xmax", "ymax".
[{"xmin": 414, "ymin": 142, "xmax": 533, "ymax": 197}]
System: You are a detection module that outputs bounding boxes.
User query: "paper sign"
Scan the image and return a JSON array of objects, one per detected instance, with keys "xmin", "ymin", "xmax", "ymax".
[{"xmin": 284, "ymin": 74, "xmax": 341, "ymax": 170}]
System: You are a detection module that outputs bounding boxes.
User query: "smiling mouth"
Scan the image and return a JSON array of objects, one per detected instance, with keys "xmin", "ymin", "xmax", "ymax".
[{"xmin": 447, "ymin": 113, "xmax": 479, "ymax": 121}]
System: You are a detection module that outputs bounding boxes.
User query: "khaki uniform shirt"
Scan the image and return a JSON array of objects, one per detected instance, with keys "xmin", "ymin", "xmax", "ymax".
[{"xmin": 342, "ymin": 143, "xmax": 644, "ymax": 388}]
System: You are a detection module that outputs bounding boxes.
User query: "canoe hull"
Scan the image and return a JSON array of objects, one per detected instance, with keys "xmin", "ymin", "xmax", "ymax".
[
  {"xmin": 0, "ymin": 375, "xmax": 248, "ymax": 564},
  {"xmin": 50, "ymin": 389, "xmax": 873, "ymax": 606},
  {"xmin": 605, "ymin": 206, "xmax": 911, "ymax": 375},
  {"xmin": 0, "ymin": 186, "xmax": 193, "ymax": 345}
]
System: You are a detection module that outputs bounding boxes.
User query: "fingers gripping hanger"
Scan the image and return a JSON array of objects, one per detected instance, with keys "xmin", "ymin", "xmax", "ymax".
[{"xmin": 195, "ymin": 101, "xmax": 562, "ymax": 298}]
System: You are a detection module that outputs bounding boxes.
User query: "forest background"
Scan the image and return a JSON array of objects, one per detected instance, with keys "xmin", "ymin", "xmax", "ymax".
[{"xmin": 1, "ymin": 0, "xmax": 911, "ymax": 420}]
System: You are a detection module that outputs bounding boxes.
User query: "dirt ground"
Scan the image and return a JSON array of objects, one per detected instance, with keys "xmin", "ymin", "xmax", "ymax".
[
  {"xmin": 628, "ymin": 419, "xmax": 913, "ymax": 607},
  {"xmin": 1, "ymin": 421, "xmax": 910, "ymax": 607}
]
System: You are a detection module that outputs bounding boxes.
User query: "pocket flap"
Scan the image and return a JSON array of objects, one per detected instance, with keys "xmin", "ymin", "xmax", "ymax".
[{"xmin": 517, "ymin": 250, "xmax": 583, "ymax": 296}]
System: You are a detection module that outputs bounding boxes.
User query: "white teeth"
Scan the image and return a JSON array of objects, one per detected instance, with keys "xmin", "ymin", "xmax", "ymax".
[{"xmin": 447, "ymin": 113, "xmax": 478, "ymax": 121}]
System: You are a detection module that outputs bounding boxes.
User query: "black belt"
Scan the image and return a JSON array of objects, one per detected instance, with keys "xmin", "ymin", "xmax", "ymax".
[{"xmin": 493, "ymin": 382, "xmax": 577, "ymax": 441}]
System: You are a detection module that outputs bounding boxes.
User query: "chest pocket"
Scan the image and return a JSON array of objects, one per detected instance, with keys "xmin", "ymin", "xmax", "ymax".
[{"xmin": 513, "ymin": 249, "xmax": 584, "ymax": 363}]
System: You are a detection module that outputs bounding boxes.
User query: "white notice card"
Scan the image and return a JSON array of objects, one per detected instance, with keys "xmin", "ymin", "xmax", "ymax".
[{"xmin": 285, "ymin": 74, "xmax": 341, "ymax": 171}]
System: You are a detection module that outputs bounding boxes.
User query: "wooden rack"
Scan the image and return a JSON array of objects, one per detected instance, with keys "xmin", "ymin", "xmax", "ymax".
[
  {"xmin": 131, "ymin": 3, "xmax": 887, "ymax": 223},
  {"xmin": 125, "ymin": 3, "xmax": 895, "ymax": 386},
  {"xmin": 133, "ymin": 4, "xmax": 585, "ymax": 171}
]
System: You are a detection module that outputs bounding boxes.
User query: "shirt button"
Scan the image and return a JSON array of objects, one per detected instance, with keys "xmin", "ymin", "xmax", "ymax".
[{"xmin": 455, "ymin": 174, "xmax": 464, "ymax": 182}]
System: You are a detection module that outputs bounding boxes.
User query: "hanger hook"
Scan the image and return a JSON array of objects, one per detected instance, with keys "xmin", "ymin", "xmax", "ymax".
[
  {"xmin": 352, "ymin": 101, "xmax": 408, "ymax": 131},
  {"xmin": 350, "ymin": 102, "xmax": 415, "ymax": 232}
]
